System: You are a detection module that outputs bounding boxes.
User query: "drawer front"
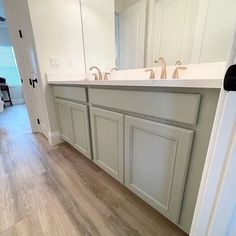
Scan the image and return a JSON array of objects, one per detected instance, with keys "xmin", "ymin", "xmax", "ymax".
[
  {"xmin": 53, "ymin": 86, "xmax": 87, "ymax": 102},
  {"xmin": 88, "ymin": 88, "xmax": 201, "ymax": 125}
]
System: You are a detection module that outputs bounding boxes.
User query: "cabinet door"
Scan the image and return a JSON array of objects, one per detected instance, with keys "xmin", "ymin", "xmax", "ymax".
[
  {"xmin": 68, "ymin": 102, "xmax": 92, "ymax": 160},
  {"xmin": 90, "ymin": 107, "xmax": 124, "ymax": 183},
  {"xmin": 55, "ymin": 99, "xmax": 73, "ymax": 144},
  {"xmin": 125, "ymin": 116, "xmax": 193, "ymax": 223}
]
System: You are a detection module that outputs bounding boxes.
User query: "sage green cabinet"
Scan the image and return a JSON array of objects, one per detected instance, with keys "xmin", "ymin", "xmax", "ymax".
[
  {"xmin": 53, "ymin": 86, "xmax": 220, "ymax": 234},
  {"xmin": 55, "ymin": 98, "xmax": 91, "ymax": 159},
  {"xmin": 69, "ymin": 102, "xmax": 92, "ymax": 159},
  {"xmin": 125, "ymin": 115, "xmax": 194, "ymax": 224},
  {"xmin": 90, "ymin": 107, "xmax": 124, "ymax": 183},
  {"xmin": 55, "ymin": 99, "xmax": 74, "ymax": 144}
]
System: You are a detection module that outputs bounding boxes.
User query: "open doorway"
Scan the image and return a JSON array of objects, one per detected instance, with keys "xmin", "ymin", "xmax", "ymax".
[
  {"xmin": 0, "ymin": 0, "xmax": 32, "ymax": 136},
  {"xmin": 115, "ymin": 0, "xmax": 146, "ymax": 70},
  {"xmin": 1, "ymin": 0, "xmax": 49, "ymax": 139}
]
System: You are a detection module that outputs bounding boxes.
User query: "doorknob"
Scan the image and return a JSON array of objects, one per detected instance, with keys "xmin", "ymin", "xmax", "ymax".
[
  {"xmin": 32, "ymin": 78, "xmax": 38, "ymax": 88},
  {"xmin": 29, "ymin": 78, "xmax": 38, "ymax": 88},
  {"xmin": 224, "ymin": 64, "xmax": 236, "ymax": 91}
]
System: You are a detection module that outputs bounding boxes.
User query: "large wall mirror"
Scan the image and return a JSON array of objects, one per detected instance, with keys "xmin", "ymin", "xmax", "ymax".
[{"xmin": 80, "ymin": 0, "xmax": 236, "ymax": 71}]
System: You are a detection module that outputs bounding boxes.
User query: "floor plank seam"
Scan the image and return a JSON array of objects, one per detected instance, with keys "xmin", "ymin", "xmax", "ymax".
[{"xmin": 0, "ymin": 105, "xmax": 188, "ymax": 236}]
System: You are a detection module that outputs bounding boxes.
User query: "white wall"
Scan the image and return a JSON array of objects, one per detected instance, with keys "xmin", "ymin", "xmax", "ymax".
[
  {"xmin": 123, "ymin": 0, "xmax": 141, "ymax": 9},
  {"xmin": 27, "ymin": 0, "xmax": 85, "ymax": 75},
  {"xmin": 115, "ymin": 0, "xmax": 124, "ymax": 12},
  {"xmin": 81, "ymin": 0, "xmax": 116, "ymax": 70},
  {"xmin": 115, "ymin": 0, "xmax": 140, "ymax": 12},
  {"xmin": 26, "ymin": 0, "xmax": 86, "ymax": 132},
  {"xmin": 0, "ymin": 27, "xmax": 24, "ymax": 105}
]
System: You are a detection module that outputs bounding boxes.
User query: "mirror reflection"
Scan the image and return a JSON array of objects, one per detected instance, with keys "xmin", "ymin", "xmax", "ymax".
[{"xmin": 114, "ymin": 0, "xmax": 236, "ymax": 70}]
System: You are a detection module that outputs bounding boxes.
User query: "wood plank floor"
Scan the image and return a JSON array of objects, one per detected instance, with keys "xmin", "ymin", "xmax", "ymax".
[{"xmin": 0, "ymin": 105, "xmax": 187, "ymax": 236}]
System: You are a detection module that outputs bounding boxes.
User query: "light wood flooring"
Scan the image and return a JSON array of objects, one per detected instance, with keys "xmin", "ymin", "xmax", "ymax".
[{"xmin": 0, "ymin": 105, "xmax": 187, "ymax": 236}]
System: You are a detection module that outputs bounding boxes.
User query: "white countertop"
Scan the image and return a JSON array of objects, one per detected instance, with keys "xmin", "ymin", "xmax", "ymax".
[
  {"xmin": 46, "ymin": 62, "xmax": 226, "ymax": 89},
  {"xmin": 47, "ymin": 78, "xmax": 223, "ymax": 88}
]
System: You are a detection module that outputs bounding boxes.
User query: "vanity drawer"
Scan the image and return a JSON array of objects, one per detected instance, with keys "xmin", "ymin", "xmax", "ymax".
[
  {"xmin": 88, "ymin": 88, "xmax": 201, "ymax": 125},
  {"xmin": 53, "ymin": 85, "xmax": 87, "ymax": 102}
]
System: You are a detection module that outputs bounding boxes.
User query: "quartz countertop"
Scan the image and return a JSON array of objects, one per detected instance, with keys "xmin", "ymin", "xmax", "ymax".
[
  {"xmin": 47, "ymin": 78, "xmax": 222, "ymax": 88},
  {"xmin": 46, "ymin": 62, "xmax": 225, "ymax": 89}
]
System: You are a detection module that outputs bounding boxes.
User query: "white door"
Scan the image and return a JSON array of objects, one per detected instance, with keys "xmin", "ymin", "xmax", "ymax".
[
  {"xmin": 119, "ymin": 0, "xmax": 147, "ymax": 69},
  {"xmin": 3, "ymin": 0, "xmax": 47, "ymax": 134},
  {"xmin": 148, "ymin": 0, "xmax": 198, "ymax": 66},
  {"xmin": 190, "ymin": 31, "xmax": 236, "ymax": 235}
]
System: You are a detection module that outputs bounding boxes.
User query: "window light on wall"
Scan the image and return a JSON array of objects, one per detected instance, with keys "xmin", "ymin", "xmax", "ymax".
[{"xmin": 0, "ymin": 45, "xmax": 21, "ymax": 86}]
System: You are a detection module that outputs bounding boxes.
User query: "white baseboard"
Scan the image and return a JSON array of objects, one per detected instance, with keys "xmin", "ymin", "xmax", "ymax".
[
  {"xmin": 40, "ymin": 123, "xmax": 49, "ymax": 139},
  {"xmin": 48, "ymin": 131, "xmax": 63, "ymax": 146}
]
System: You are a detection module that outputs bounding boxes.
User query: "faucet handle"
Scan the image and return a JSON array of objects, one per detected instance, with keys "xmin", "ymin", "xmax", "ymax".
[
  {"xmin": 175, "ymin": 60, "xmax": 182, "ymax": 66},
  {"xmin": 111, "ymin": 67, "xmax": 117, "ymax": 72},
  {"xmin": 104, "ymin": 72, "xmax": 110, "ymax": 80},
  {"xmin": 145, "ymin": 69, "xmax": 155, "ymax": 80},
  {"xmin": 172, "ymin": 66, "xmax": 187, "ymax": 79}
]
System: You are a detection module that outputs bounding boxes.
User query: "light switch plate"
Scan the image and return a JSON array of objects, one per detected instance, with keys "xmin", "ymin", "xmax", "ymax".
[
  {"xmin": 66, "ymin": 58, "xmax": 73, "ymax": 68},
  {"xmin": 49, "ymin": 57, "xmax": 56, "ymax": 67}
]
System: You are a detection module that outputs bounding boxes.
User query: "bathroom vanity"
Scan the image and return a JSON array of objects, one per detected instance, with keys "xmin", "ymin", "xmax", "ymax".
[{"xmin": 49, "ymin": 79, "xmax": 221, "ymax": 233}]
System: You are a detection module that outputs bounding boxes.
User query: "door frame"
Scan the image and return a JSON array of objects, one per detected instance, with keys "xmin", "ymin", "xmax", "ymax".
[
  {"xmin": 190, "ymin": 29, "xmax": 236, "ymax": 235},
  {"xmin": 119, "ymin": 0, "xmax": 147, "ymax": 69}
]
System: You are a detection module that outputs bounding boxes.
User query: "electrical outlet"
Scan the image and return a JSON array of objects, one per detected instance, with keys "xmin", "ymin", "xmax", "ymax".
[
  {"xmin": 49, "ymin": 57, "xmax": 56, "ymax": 67},
  {"xmin": 49, "ymin": 57, "xmax": 64, "ymax": 68},
  {"xmin": 54, "ymin": 58, "xmax": 60, "ymax": 68}
]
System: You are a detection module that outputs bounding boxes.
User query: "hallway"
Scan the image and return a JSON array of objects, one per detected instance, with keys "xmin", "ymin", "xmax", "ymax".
[
  {"xmin": 0, "ymin": 105, "xmax": 186, "ymax": 235},
  {"xmin": 0, "ymin": 105, "xmax": 31, "ymax": 141}
]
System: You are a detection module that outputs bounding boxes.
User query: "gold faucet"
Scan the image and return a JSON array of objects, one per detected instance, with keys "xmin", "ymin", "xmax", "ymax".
[
  {"xmin": 111, "ymin": 67, "xmax": 117, "ymax": 72},
  {"xmin": 89, "ymin": 66, "xmax": 102, "ymax": 80},
  {"xmin": 145, "ymin": 69, "xmax": 155, "ymax": 80},
  {"xmin": 172, "ymin": 66, "xmax": 187, "ymax": 79},
  {"xmin": 154, "ymin": 57, "xmax": 167, "ymax": 79},
  {"xmin": 104, "ymin": 72, "xmax": 110, "ymax": 80},
  {"xmin": 104, "ymin": 67, "xmax": 118, "ymax": 80}
]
